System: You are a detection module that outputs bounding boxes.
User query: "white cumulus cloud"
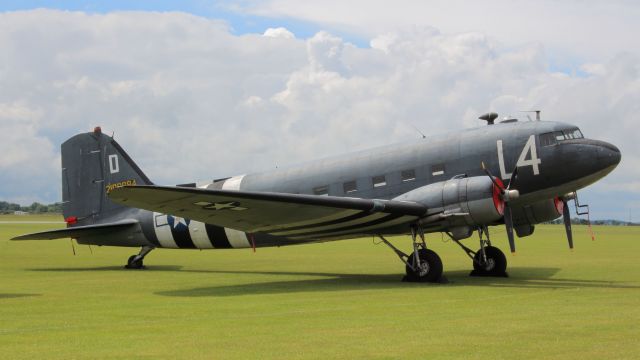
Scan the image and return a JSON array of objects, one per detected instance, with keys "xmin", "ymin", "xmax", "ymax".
[
  {"xmin": 263, "ymin": 27, "xmax": 295, "ymax": 39},
  {"xmin": 0, "ymin": 9, "xmax": 637, "ymax": 219}
]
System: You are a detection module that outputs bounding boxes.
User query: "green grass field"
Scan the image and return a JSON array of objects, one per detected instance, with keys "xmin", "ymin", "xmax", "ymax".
[{"xmin": 1, "ymin": 214, "xmax": 639, "ymax": 359}]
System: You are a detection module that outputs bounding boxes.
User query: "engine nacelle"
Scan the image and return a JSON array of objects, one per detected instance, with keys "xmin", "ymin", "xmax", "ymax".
[
  {"xmin": 394, "ymin": 176, "xmax": 504, "ymax": 238},
  {"xmin": 510, "ymin": 197, "xmax": 565, "ymax": 237},
  {"xmin": 511, "ymin": 198, "xmax": 563, "ymax": 226}
]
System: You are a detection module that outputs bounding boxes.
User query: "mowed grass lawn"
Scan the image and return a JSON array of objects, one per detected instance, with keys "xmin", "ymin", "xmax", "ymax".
[{"xmin": 1, "ymin": 214, "xmax": 639, "ymax": 359}]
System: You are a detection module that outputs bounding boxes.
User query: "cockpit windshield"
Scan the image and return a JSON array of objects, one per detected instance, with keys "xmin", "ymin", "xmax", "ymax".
[
  {"xmin": 562, "ymin": 128, "xmax": 584, "ymax": 140},
  {"xmin": 540, "ymin": 128, "xmax": 584, "ymax": 146}
]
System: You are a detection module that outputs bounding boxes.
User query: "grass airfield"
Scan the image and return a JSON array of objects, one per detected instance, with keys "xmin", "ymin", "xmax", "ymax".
[{"xmin": 1, "ymin": 214, "xmax": 639, "ymax": 359}]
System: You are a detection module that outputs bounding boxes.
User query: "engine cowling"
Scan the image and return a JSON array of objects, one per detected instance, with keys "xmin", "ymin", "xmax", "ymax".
[
  {"xmin": 510, "ymin": 197, "xmax": 564, "ymax": 237},
  {"xmin": 394, "ymin": 176, "xmax": 504, "ymax": 238}
]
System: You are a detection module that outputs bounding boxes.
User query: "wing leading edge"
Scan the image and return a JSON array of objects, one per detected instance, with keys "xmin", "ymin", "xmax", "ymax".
[{"xmin": 108, "ymin": 185, "xmax": 427, "ymax": 238}]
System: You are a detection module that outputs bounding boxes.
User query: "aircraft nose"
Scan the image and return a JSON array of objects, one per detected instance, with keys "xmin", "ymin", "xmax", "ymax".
[{"xmin": 597, "ymin": 140, "xmax": 621, "ymax": 169}]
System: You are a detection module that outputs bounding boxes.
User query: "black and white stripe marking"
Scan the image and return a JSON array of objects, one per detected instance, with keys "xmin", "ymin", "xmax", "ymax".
[
  {"xmin": 152, "ymin": 212, "xmax": 250, "ymax": 249},
  {"xmin": 152, "ymin": 175, "xmax": 251, "ymax": 249}
]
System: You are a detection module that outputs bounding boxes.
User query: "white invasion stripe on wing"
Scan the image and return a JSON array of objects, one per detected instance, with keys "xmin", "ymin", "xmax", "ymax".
[
  {"xmin": 222, "ymin": 175, "xmax": 245, "ymax": 190},
  {"xmin": 153, "ymin": 212, "xmax": 178, "ymax": 248},
  {"xmin": 256, "ymin": 209, "xmax": 361, "ymax": 232},
  {"xmin": 289, "ymin": 215, "xmax": 417, "ymax": 240},
  {"xmin": 224, "ymin": 228, "xmax": 250, "ymax": 248},
  {"xmin": 271, "ymin": 212, "xmax": 388, "ymax": 236},
  {"xmin": 188, "ymin": 220, "xmax": 213, "ymax": 249}
]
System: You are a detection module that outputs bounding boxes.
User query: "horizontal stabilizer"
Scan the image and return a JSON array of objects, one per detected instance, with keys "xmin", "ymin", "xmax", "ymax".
[{"xmin": 11, "ymin": 219, "xmax": 138, "ymax": 240}]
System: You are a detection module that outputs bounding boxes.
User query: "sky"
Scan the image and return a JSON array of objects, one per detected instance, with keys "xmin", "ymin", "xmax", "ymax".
[{"xmin": 0, "ymin": 1, "xmax": 638, "ymax": 221}]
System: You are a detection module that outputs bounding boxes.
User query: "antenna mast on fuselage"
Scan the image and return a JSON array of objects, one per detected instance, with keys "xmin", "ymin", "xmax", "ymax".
[{"xmin": 521, "ymin": 110, "xmax": 542, "ymax": 121}]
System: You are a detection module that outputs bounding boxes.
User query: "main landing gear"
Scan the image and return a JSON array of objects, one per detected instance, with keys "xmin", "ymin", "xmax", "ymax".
[
  {"xmin": 452, "ymin": 226, "xmax": 508, "ymax": 277},
  {"xmin": 124, "ymin": 245, "xmax": 155, "ymax": 269},
  {"xmin": 378, "ymin": 225, "xmax": 444, "ymax": 283},
  {"xmin": 379, "ymin": 225, "xmax": 508, "ymax": 282}
]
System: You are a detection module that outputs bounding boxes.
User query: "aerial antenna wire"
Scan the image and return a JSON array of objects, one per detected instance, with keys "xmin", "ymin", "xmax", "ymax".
[{"xmin": 408, "ymin": 123, "xmax": 426, "ymax": 139}]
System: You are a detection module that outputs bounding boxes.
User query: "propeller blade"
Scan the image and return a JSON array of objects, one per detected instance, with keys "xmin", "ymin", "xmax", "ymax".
[
  {"xmin": 507, "ymin": 166, "xmax": 519, "ymax": 190},
  {"xmin": 504, "ymin": 204, "xmax": 516, "ymax": 253},
  {"xmin": 562, "ymin": 199, "xmax": 574, "ymax": 249},
  {"xmin": 481, "ymin": 161, "xmax": 505, "ymax": 193}
]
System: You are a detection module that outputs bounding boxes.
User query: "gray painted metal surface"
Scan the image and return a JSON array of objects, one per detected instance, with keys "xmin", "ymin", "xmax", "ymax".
[{"xmin": 14, "ymin": 119, "xmax": 621, "ymax": 252}]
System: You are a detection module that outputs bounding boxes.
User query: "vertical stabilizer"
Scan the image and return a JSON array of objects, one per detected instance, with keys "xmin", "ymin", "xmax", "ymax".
[{"xmin": 61, "ymin": 127, "xmax": 152, "ymax": 224}]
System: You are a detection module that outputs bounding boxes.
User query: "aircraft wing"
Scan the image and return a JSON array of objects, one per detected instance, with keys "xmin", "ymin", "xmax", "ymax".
[{"xmin": 108, "ymin": 185, "xmax": 427, "ymax": 236}]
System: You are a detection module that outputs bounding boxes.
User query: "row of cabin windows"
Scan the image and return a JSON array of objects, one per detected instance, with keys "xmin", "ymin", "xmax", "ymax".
[{"xmin": 311, "ymin": 166, "xmax": 444, "ymax": 196}]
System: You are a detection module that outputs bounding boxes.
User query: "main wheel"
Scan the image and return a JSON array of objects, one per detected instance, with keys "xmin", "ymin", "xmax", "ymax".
[
  {"xmin": 472, "ymin": 246, "xmax": 507, "ymax": 276},
  {"xmin": 125, "ymin": 255, "xmax": 144, "ymax": 269},
  {"xmin": 405, "ymin": 249, "xmax": 443, "ymax": 282}
]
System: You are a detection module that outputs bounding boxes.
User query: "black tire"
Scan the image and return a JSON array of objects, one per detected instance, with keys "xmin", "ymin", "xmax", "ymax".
[
  {"xmin": 125, "ymin": 255, "xmax": 143, "ymax": 269},
  {"xmin": 405, "ymin": 249, "xmax": 443, "ymax": 282},
  {"xmin": 473, "ymin": 246, "xmax": 507, "ymax": 276}
]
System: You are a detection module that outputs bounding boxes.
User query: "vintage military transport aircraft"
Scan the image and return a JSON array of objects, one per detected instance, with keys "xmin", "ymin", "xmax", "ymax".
[{"xmin": 13, "ymin": 113, "xmax": 621, "ymax": 282}]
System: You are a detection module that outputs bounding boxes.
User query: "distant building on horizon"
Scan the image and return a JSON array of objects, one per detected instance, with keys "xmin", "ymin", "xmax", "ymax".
[{"xmin": 13, "ymin": 211, "xmax": 28, "ymax": 215}]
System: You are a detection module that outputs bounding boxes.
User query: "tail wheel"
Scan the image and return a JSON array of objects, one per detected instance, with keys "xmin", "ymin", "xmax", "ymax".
[
  {"xmin": 405, "ymin": 249, "xmax": 443, "ymax": 282},
  {"xmin": 125, "ymin": 255, "xmax": 143, "ymax": 269},
  {"xmin": 473, "ymin": 246, "xmax": 507, "ymax": 276}
]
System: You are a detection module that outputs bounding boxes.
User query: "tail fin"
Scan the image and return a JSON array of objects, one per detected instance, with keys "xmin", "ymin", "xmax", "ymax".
[{"xmin": 61, "ymin": 127, "xmax": 152, "ymax": 223}]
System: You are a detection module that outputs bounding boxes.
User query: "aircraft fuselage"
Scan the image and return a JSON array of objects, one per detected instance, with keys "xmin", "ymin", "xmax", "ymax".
[{"xmin": 95, "ymin": 119, "xmax": 619, "ymax": 250}]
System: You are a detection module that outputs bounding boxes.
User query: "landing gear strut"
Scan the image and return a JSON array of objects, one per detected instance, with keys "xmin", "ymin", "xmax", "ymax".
[
  {"xmin": 378, "ymin": 225, "xmax": 444, "ymax": 283},
  {"xmin": 125, "ymin": 246, "xmax": 155, "ymax": 269},
  {"xmin": 451, "ymin": 226, "xmax": 507, "ymax": 277}
]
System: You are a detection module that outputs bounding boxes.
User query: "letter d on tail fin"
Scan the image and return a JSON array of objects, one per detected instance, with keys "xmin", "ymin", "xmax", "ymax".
[{"xmin": 61, "ymin": 128, "xmax": 153, "ymax": 224}]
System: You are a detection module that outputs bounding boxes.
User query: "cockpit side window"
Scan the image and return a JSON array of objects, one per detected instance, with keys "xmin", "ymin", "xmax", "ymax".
[{"xmin": 539, "ymin": 132, "xmax": 557, "ymax": 146}]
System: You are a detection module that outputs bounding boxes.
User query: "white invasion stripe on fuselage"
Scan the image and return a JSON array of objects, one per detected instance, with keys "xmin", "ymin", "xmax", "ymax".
[
  {"xmin": 153, "ymin": 212, "xmax": 179, "ymax": 248},
  {"xmin": 222, "ymin": 175, "xmax": 245, "ymax": 191},
  {"xmin": 221, "ymin": 175, "xmax": 250, "ymax": 248},
  {"xmin": 188, "ymin": 220, "xmax": 213, "ymax": 249},
  {"xmin": 193, "ymin": 182, "xmax": 215, "ymax": 248},
  {"xmin": 224, "ymin": 228, "xmax": 251, "ymax": 248}
]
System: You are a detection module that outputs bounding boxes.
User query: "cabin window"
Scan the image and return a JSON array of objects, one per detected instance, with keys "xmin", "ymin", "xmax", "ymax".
[
  {"xmin": 343, "ymin": 180, "xmax": 357, "ymax": 194},
  {"xmin": 313, "ymin": 185, "xmax": 329, "ymax": 196},
  {"xmin": 372, "ymin": 175, "xmax": 387, "ymax": 188},
  {"xmin": 401, "ymin": 169, "xmax": 416, "ymax": 182},
  {"xmin": 431, "ymin": 164, "xmax": 445, "ymax": 176},
  {"xmin": 539, "ymin": 132, "xmax": 557, "ymax": 146}
]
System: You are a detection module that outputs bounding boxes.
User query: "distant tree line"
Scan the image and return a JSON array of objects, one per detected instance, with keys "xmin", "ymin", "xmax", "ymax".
[
  {"xmin": 547, "ymin": 217, "xmax": 638, "ymax": 226},
  {"xmin": 0, "ymin": 201, "xmax": 63, "ymax": 214}
]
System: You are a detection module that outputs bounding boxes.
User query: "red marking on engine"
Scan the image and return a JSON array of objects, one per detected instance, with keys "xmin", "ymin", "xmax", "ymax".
[
  {"xmin": 65, "ymin": 216, "xmax": 78, "ymax": 225},
  {"xmin": 492, "ymin": 178, "xmax": 505, "ymax": 216},
  {"xmin": 554, "ymin": 197, "xmax": 564, "ymax": 215}
]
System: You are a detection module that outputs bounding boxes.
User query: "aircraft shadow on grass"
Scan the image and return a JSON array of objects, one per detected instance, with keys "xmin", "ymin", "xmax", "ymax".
[
  {"xmin": 0, "ymin": 293, "xmax": 41, "ymax": 299},
  {"xmin": 29, "ymin": 265, "xmax": 184, "ymax": 272},
  {"xmin": 155, "ymin": 267, "xmax": 640, "ymax": 297},
  {"xmin": 28, "ymin": 266, "xmax": 640, "ymax": 297}
]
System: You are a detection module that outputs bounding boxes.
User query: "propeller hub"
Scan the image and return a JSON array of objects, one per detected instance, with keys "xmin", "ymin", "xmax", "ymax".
[{"xmin": 502, "ymin": 189, "xmax": 520, "ymax": 202}]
